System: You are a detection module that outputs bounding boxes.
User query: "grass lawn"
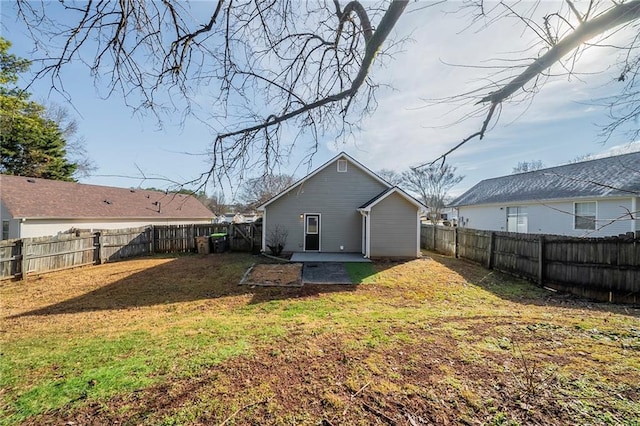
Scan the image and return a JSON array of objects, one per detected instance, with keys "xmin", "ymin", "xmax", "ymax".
[{"xmin": 1, "ymin": 252, "xmax": 638, "ymax": 425}]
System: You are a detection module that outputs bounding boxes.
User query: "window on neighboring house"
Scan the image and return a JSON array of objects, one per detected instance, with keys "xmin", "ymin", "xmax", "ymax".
[
  {"xmin": 574, "ymin": 201, "xmax": 596, "ymax": 230},
  {"xmin": 2, "ymin": 221, "xmax": 9, "ymax": 240},
  {"xmin": 337, "ymin": 159, "xmax": 347, "ymax": 172},
  {"xmin": 506, "ymin": 207, "xmax": 528, "ymax": 233}
]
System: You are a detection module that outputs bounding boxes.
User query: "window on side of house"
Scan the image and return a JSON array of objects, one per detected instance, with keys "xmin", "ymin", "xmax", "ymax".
[
  {"xmin": 506, "ymin": 206, "xmax": 528, "ymax": 233},
  {"xmin": 337, "ymin": 159, "xmax": 347, "ymax": 172},
  {"xmin": 2, "ymin": 220, "xmax": 9, "ymax": 240},
  {"xmin": 574, "ymin": 201, "xmax": 596, "ymax": 230}
]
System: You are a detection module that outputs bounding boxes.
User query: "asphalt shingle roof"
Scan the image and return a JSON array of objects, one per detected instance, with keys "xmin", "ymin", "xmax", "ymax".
[
  {"xmin": 0, "ymin": 174, "xmax": 215, "ymax": 219},
  {"xmin": 450, "ymin": 152, "xmax": 640, "ymax": 207}
]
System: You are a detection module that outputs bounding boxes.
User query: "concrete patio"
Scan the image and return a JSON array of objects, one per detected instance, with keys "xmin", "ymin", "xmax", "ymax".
[{"xmin": 290, "ymin": 252, "xmax": 370, "ymax": 263}]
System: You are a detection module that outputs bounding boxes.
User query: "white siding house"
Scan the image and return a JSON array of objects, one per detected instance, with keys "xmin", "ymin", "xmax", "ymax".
[
  {"xmin": 450, "ymin": 152, "xmax": 640, "ymax": 237},
  {"xmin": 0, "ymin": 175, "xmax": 215, "ymax": 239}
]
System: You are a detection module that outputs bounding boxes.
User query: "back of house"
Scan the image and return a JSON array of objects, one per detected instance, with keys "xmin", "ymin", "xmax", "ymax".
[{"xmin": 259, "ymin": 152, "xmax": 424, "ymax": 258}]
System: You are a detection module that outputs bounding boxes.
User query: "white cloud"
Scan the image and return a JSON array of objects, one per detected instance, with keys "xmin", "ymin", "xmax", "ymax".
[{"xmin": 591, "ymin": 141, "xmax": 640, "ymax": 159}]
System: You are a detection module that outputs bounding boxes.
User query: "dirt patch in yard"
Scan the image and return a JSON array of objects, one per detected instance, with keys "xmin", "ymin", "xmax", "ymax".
[{"xmin": 241, "ymin": 263, "xmax": 302, "ymax": 286}]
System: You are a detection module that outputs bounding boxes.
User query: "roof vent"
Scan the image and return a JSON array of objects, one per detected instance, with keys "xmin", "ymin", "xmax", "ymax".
[
  {"xmin": 26, "ymin": 178, "xmax": 36, "ymax": 183},
  {"xmin": 103, "ymin": 199, "xmax": 112, "ymax": 205}
]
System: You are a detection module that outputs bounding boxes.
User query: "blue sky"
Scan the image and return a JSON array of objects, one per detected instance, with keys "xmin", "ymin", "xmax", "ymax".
[{"xmin": 3, "ymin": 1, "xmax": 638, "ymax": 200}]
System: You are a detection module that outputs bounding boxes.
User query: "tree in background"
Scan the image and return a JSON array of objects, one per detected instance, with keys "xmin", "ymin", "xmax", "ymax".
[
  {"xmin": 201, "ymin": 192, "xmax": 226, "ymax": 216},
  {"xmin": 43, "ymin": 103, "xmax": 96, "ymax": 178},
  {"xmin": 239, "ymin": 174, "xmax": 295, "ymax": 210},
  {"xmin": 0, "ymin": 37, "xmax": 86, "ymax": 181},
  {"xmin": 512, "ymin": 160, "xmax": 545, "ymax": 174},
  {"xmin": 402, "ymin": 164, "xmax": 464, "ymax": 224},
  {"xmin": 377, "ymin": 169, "xmax": 403, "ymax": 186},
  {"xmin": 13, "ymin": 1, "xmax": 640, "ymax": 179}
]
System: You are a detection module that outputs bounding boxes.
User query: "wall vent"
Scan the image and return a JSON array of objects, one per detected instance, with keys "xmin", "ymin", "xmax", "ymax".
[{"xmin": 337, "ymin": 159, "xmax": 347, "ymax": 173}]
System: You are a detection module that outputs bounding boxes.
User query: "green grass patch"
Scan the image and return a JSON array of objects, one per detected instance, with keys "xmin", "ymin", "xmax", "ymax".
[{"xmin": 345, "ymin": 262, "xmax": 377, "ymax": 284}]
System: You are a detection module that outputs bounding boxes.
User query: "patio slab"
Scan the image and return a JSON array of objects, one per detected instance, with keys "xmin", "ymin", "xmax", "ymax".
[
  {"xmin": 290, "ymin": 252, "xmax": 370, "ymax": 263},
  {"xmin": 302, "ymin": 262, "xmax": 353, "ymax": 285}
]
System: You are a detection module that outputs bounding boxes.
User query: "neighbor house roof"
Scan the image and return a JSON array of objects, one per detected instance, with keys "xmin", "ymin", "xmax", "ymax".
[
  {"xmin": 258, "ymin": 152, "xmax": 392, "ymax": 210},
  {"xmin": 0, "ymin": 174, "xmax": 215, "ymax": 219},
  {"xmin": 358, "ymin": 186, "xmax": 426, "ymax": 211},
  {"xmin": 450, "ymin": 152, "xmax": 640, "ymax": 207}
]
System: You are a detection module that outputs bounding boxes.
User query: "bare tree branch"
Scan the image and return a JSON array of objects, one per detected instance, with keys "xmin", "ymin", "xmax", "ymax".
[{"xmin": 479, "ymin": 0, "xmax": 640, "ymax": 106}]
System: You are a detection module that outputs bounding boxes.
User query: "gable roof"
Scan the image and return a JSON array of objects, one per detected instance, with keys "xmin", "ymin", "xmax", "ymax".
[
  {"xmin": 358, "ymin": 186, "xmax": 425, "ymax": 211},
  {"xmin": 450, "ymin": 152, "xmax": 640, "ymax": 207},
  {"xmin": 258, "ymin": 152, "xmax": 392, "ymax": 210},
  {"xmin": 0, "ymin": 174, "xmax": 215, "ymax": 219}
]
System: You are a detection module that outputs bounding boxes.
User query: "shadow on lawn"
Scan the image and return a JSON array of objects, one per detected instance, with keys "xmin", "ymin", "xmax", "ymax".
[
  {"xmin": 9, "ymin": 254, "xmax": 359, "ymax": 318},
  {"xmin": 426, "ymin": 251, "xmax": 640, "ymax": 318}
]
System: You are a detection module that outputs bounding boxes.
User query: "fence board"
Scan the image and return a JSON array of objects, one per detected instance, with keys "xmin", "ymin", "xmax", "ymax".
[
  {"xmin": 100, "ymin": 227, "xmax": 152, "ymax": 262},
  {"xmin": 21, "ymin": 232, "xmax": 95, "ymax": 277},
  {"xmin": 0, "ymin": 239, "xmax": 22, "ymax": 279},
  {"xmin": 423, "ymin": 224, "xmax": 639, "ymax": 304},
  {"xmin": 457, "ymin": 228, "xmax": 492, "ymax": 266},
  {"xmin": 0, "ymin": 223, "xmax": 263, "ymax": 280},
  {"xmin": 434, "ymin": 227, "xmax": 456, "ymax": 256}
]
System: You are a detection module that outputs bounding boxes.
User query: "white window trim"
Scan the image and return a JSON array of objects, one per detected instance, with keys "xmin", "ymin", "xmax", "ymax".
[
  {"xmin": 337, "ymin": 159, "xmax": 348, "ymax": 173},
  {"xmin": 573, "ymin": 201, "xmax": 597, "ymax": 231}
]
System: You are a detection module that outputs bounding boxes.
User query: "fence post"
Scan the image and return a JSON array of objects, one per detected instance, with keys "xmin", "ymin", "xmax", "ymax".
[
  {"xmin": 432, "ymin": 225, "xmax": 437, "ymax": 252},
  {"xmin": 93, "ymin": 232, "xmax": 102, "ymax": 264},
  {"xmin": 538, "ymin": 235, "xmax": 545, "ymax": 286},
  {"xmin": 454, "ymin": 227, "xmax": 459, "ymax": 258},
  {"xmin": 147, "ymin": 226, "xmax": 154, "ymax": 255},
  {"xmin": 151, "ymin": 225, "xmax": 160, "ymax": 254},
  {"xmin": 99, "ymin": 231, "xmax": 106, "ymax": 264},
  {"xmin": 487, "ymin": 232, "xmax": 495, "ymax": 269},
  {"xmin": 17, "ymin": 239, "xmax": 26, "ymax": 280}
]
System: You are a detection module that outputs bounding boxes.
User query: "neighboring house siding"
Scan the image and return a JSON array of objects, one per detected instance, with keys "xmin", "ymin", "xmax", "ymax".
[
  {"xmin": 458, "ymin": 205, "xmax": 505, "ymax": 232},
  {"xmin": 370, "ymin": 192, "xmax": 417, "ymax": 257},
  {"xmin": 18, "ymin": 218, "xmax": 213, "ymax": 239},
  {"xmin": 265, "ymin": 159, "xmax": 388, "ymax": 253},
  {"xmin": 458, "ymin": 197, "xmax": 637, "ymax": 237},
  {"xmin": 0, "ymin": 201, "xmax": 19, "ymax": 240}
]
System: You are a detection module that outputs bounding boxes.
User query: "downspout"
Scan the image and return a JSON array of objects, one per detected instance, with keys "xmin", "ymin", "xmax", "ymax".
[
  {"xmin": 416, "ymin": 210, "xmax": 421, "ymax": 257},
  {"xmin": 358, "ymin": 210, "xmax": 370, "ymax": 258},
  {"xmin": 261, "ymin": 210, "xmax": 267, "ymax": 252}
]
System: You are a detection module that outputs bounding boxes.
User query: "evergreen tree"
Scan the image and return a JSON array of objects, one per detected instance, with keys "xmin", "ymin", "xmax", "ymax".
[{"xmin": 0, "ymin": 37, "xmax": 78, "ymax": 181}]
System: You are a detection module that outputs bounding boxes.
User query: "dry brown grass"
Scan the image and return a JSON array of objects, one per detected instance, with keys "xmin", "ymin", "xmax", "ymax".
[{"xmin": 1, "ymin": 252, "xmax": 638, "ymax": 425}]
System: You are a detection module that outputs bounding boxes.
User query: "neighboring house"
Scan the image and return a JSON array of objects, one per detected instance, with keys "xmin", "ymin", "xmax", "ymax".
[
  {"xmin": 421, "ymin": 207, "xmax": 457, "ymax": 225},
  {"xmin": 214, "ymin": 212, "xmax": 260, "ymax": 224},
  {"xmin": 258, "ymin": 152, "xmax": 424, "ymax": 258},
  {"xmin": 0, "ymin": 175, "xmax": 215, "ymax": 239},
  {"xmin": 450, "ymin": 152, "xmax": 640, "ymax": 237}
]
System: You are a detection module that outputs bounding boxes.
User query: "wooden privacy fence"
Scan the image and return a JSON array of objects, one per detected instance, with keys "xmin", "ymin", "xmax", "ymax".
[
  {"xmin": 0, "ymin": 223, "xmax": 262, "ymax": 280},
  {"xmin": 421, "ymin": 224, "xmax": 640, "ymax": 304}
]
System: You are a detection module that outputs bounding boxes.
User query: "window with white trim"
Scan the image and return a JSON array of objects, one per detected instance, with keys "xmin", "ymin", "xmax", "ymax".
[
  {"xmin": 574, "ymin": 201, "xmax": 596, "ymax": 230},
  {"xmin": 337, "ymin": 159, "xmax": 347, "ymax": 172},
  {"xmin": 506, "ymin": 207, "xmax": 528, "ymax": 233}
]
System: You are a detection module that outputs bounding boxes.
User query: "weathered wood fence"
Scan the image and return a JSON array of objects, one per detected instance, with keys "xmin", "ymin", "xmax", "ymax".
[
  {"xmin": 421, "ymin": 225, "xmax": 639, "ymax": 304},
  {"xmin": 0, "ymin": 223, "xmax": 262, "ymax": 280}
]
